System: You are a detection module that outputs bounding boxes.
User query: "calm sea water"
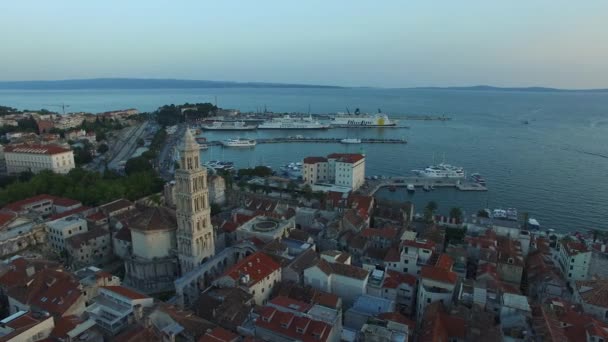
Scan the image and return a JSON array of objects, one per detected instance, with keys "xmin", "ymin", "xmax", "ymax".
[{"xmin": 1, "ymin": 88, "xmax": 608, "ymax": 232}]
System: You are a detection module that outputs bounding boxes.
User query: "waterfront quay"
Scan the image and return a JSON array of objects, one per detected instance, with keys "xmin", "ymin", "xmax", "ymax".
[
  {"xmin": 361, "ymin": 177, "xmax": 487, "ymax": 195},
  {"xmin": 205, "ymin": 137, "xmax": 407, "ymax": 146}
]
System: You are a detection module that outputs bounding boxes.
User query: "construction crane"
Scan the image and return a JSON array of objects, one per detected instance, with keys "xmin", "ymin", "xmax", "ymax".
[{"xmin": 42, "ymin": 103, "xmax": 70, "ymax": 115}]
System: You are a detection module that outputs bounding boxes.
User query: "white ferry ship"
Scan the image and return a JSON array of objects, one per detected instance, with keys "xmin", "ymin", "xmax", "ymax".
[
  {"xmin": 258, "ymin": 115, "xmax": 329, "ymax": 130},
  {"xmin": 340, "ymin": 138, "xmax": 361, "ymax": 144},
  {"xmin": 221, "ymin": 138, "xmax": 256, "ymax": 147},
  {"xmin": 330, "ymin": 111, "xmax": 397, "ymax": 127},
  {"xmin": 201, "ymin": 121, "xmax": 257, "ymax": 131},
  {"xmin": 412, "ymin": 163, "xmax": 465, "ymax": 178}
]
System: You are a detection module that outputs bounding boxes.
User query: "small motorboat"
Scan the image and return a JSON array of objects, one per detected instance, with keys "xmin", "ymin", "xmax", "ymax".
[
  {"xmin": 423, "ymin": 185, "xmax": 431, "ymax": 192},
  {"xmin": 406, "ymin": 184, "xmax": 415, "ymax": 193}
]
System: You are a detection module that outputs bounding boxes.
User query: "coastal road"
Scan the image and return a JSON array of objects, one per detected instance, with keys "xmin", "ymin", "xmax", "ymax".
[
  {"xmin": 157, "ymin": 124, "xmax": 185, "ymax": 180},
  {"xmin": 107, "ymin": 121, "xmax": 150, "ymax": 171}
]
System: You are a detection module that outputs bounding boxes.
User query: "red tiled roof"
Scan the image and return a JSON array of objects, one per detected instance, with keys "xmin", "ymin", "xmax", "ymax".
[
  {"xmin": 52, "ymin": 197, "xmax": 81, "ymax": 207},
  {"xmin": 0, "ymin": 211, "xmax": 17, "ymax": 227},
  {"xmin": 199, "ymin": 327, "xmax": 239, "ymax": 342},
  {"xmin": 255, "ymin": 306, "xmax": 333, "ymax": 342},
  {"xmin": 7, "ymin": 268, "xmax": 82, "ymax": 317},
  {"xmin": 402, "ymin": 239, "xmax": 435, "ymax": 250},
  {"xmin": 420, "ymin": 265, "xmax": 458, "ymax": 284},
  {"xmin": 436, "ymin": 254, "xmax": 454, "ymax": 271},
  {"xmin": 303, "ymin": 156, "xmax": 327, "ymax": 164},
  {"xmin": 563, "ymin": 240, "xmax": 589, "ymax": 256},
  {"xmin": 575, "ymin": 279, "xmax": 608, "ymax": 308},
  {"xmin": 4, "ymin": 312, "xmax": 39, "ymax": 329},
  {"xmin": 312, "ymin": 259, "xmax": 369, "ymax": 280},
  {"xmin": 3, "ymin": 194, "xmax": 80, "ymax": 212},
  {"xmin": 221, "ymin": 221, "xmax": 238, "ymax": 233},
  {"xmin": 311, "ymin": 291, "xmax": 340, "ymax": 309},
  {"xmin": 114, "ymin": 226, "xmax": 132, "ymax": 242},
  {"xmin": 4, "ymin": 144, "xmax": 71, "ymax": 155},
  {"xmin": 101, "ymin": 286, "xmax": 149, "ymax": 300},
  {"xmin": 383, "ymin": 270, "xmax": 416, "ymax": 288},
  {"xmin": 223, "ymin": 252, "xmax": 281, "ymax": 287},
  {"xmin": 0, "ymin": 257, "xmax": 61, "ymax": 290},
  {"xmin": 327, "ymin": 153, "xmax": 364, "ymax": 163},
  {"xmin": 86, "ymin": 211, "xmax": 106, "ymax": 222},
  {"xmin": 51, "ymin": 315, "xmax": 83, "ymax": 339},
  {"xmin": 384, "ymin": 247, "xmax": 400, "ymax": 262}
]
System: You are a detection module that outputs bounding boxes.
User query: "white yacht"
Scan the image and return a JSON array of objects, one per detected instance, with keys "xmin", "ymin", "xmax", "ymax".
[
  {"xmin": 201, "ymin": 121, "xmax": 257, "ymax": 131},
  {"xmin": 412, "ymin": 163, "xmax": 465, "ymax": 178},
  {"xmin": 340, "ymin": 138, "xmax": 361, "ymax": 144},
  {"xmin": 406, "ymin": 184, "xmax": 415, "ymax": 192},
  {"xmin": 258, "ymin": 115, "xmax": 329, "ymax": 130},
  {"xmin": 221, "ymin": 138, "xmax": 256, "ymax": 148}
]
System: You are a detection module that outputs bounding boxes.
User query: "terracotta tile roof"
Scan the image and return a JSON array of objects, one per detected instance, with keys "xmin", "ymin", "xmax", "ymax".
[
  {"xmin": 101, "ymin": 286, "xmax": 149, "ymax": 300},
  {"xmin": 420, "ymin": 265, "xmax": 458, "ymax": 284},
  {"xmin": 327, "ymin": 153, "xmax": 364, "ymax": 163},
  {"xmin": 562, "ymin": 240, "xmax": 589, "ymax": 256},
  {"xmin": 287, "ymin": 249, "xmax": 319, "ymax": 272},
  {"xmin": 4, "ymin": 143, "xmax": 71, "ymax": 155},
  {"xmin": 3, "ymin": 194, "xmax": 79, "ymax": 212},
  {"xmin": 223, "ymin": 252, "xmax": 281, "ymax": 287},
  {"xmin": 51, "ymin": 315, "xmax": 83, "ymax": 339},
  {"xmin": 0, "ymin": 211, "xmax": 17, "ymax": 227},
  {"xmin": 3, "ymin": 312, "xmax": 39, "ymax": 329},
  {"xmin": 383, "ymin": 270, "xmax": 416, "ymax": 288},
  {"xmin": 199, "ymin": 327, "xmax": 239, "ymax": 342},
  {"xmin": 311, "ymin": 291, "xmax": 340, "ymax": 309},
  {"xmin": 347, "ymin": 194, "xmax": 373, "ymax": 215},
  {"xmin": 7, "ymin": 268, "xmax": 82, "ymax": 317},
  {"xmin": 86, "ymin": 211, "xmax": 106, "ymax": 222},
  {"xmin": 402, "ymin": 239, "xmax": 435, "ymax": 250},
  {"xmin": 361, "ymin": 227, "xmax": 398, "ymax": 240},
  {"xmin": 312, "ymin": 259, "xmax": 369, "ymax": 280},
  {"xmin": 157, "ymin": 303, "xmax": 215, "ymax": 338},
  {"xmin": 193, "ymin": 287, "xmax": 252, "ymax": 331},
  {"xmin": 575, "ymin": 279, "xmax": 608, "ymax": 308},
  {"xmin": 221, "ymin": 221, "xmax": 238, "ymax": 233},
  {"xmin": 0, "ymin": 257, "xmax": 61, "ymax": 290},
  {"xmin": 126, "ymin": 206, "xmax": 177, "ymax": 232},
  {"xmin": 436, "ymin": 254, "xmax": 454, "ymax": 271},
  {"xmin": 419, "ymin": 301, "xmax": 466, "ymax": 342},
  {"xmin": 384, "ymin": 247, "xmax": 400, "ymax": 262},
  {"xmin": 255, "ymin": 306, "xmax": 334, "ymax": 342},
  {"xmin": 303, "ymin": 156, "xmax": 327, "ymax": 164},
  {"xmin": 113, "ymin": 325, "xmax": 159, "ymax": 342},
  {"xmin": 114, "ymin": 226, "xmax": 132, "ymax": 242}
]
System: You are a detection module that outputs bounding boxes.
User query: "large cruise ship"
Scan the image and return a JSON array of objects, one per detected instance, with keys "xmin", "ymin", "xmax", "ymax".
[
  {"xmin": 330, "ymin": 111, "xmax": 397, "ymax": 127},
  {"xmin": 258, "ymin": 115, "xmax": 329, "ymax": 130},
  {"xmin": 221, "ymin": 138, "xmax": 256, "ymax": 147},
  {"xmin": 412, "ymin": 163, "xmax": 466, "ymax": 178}
]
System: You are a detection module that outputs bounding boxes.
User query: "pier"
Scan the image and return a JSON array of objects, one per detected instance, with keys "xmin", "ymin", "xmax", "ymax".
[
  {"xmin": 205, "ymin": 137, "xmax": 407, "ymax": 146},
  {"xmin": 401, "ymin": 115, "xmax": 451, "ymax": 121},
  {"xmin": 361, "ymin": 177, "xmax": 487, "ymax": 195}
]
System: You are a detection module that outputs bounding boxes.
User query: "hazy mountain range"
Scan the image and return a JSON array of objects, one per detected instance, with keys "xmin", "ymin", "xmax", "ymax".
[{"xmin": 0, "ymin": 78, "xmax": 607, "ymax": 92}]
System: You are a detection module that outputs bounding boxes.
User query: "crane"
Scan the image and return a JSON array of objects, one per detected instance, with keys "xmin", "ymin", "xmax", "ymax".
[{"xmin": 42, "ymin": 103, "xmax": 70, "ymax": 115}]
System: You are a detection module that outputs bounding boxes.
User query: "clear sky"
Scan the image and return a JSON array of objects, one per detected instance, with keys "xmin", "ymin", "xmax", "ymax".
[{"xmin": 1, "ymin": 1, "xmax": 607, "ymax": 88}]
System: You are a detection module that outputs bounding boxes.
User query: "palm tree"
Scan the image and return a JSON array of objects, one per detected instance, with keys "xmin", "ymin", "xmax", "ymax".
[
  {"xmin": 449, "ymin": 207, "xmax": 463, "ymax": 223},
  {"xmin": 424, "ymin": 201, "xmax": 438, "ymax": 222}
]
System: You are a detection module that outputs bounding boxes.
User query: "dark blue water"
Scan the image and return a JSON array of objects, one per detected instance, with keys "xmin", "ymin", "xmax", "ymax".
[{"xmin": 1, "ymin": 88, "xmax": 607, "ymax": 232}]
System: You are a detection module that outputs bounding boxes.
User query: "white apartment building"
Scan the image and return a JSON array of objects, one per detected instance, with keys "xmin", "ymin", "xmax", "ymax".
[
  {"xmin": 86, "ymin": 286, "xmax": 153, "ymax": 336},
  {"xmin": 304, "ymin": 259, "xmax": 370, "ymax": 306},
  {"xmin": 303, "ymin": 153, "xmax": 365, "ymax": 191},
  {"xmin": 46, "ymin": 216, "xmax": 88, "ymax": 252},
  {"xmin": 385, "ymin": 239, "xmax": 436, "ymax": 277},
  {"xmin": 556, "ymin": 240, "xmax": 591, "ymax": 283},
  {"xmin": 4, "ymin": 144, "xmax": 75, "ymax": 174},
  {"xmin": 416, "ymin": 255, "xmax": 458, "ymax": 322}
]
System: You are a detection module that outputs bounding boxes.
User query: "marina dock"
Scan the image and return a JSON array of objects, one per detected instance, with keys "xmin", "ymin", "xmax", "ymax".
[
  {"xmin": 205, "ymin": 137, "xmax": 407, "ymax": 146},
  {"xmin": 361, "ymin": 177, "xmax": 487, "ymax": 195}
]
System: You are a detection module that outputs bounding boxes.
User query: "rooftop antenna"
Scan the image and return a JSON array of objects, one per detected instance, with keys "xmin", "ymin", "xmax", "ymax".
[
  {"xmin": 214, "ymin": 96, "xmax": 217, "ymax": 107},
  {"xmin": 42, "ymin": 103, "xmax": 70, "ymax": 115}
]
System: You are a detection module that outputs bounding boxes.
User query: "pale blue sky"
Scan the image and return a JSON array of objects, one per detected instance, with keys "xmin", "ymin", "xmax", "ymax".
[{"xmin": 1, "ymin": 1, "xmax": 607, "ymax": 88}]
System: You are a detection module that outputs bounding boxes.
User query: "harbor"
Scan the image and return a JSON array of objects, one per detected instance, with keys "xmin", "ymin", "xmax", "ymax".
[
  {"xmin": 361, "ymin": 177, "xmax": 488, "ymax": 195},
  {"xmin": 203, "ymin": 136, "xmax": 407, "ymax": 146}
]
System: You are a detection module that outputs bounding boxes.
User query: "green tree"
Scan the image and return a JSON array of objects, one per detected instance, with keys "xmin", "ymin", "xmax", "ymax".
[
  {"xmin": 424, "ymin": 201, "xmax": 438, "ymax": 222},
  {"xmin": 477, "ymin": 210, "xmax": 489, "ymax": 218},
  {"xmin": 237, "ymin": 180, "xmax": 247, "ymax": 191},
  {"xmin": 125, "ymin": 156, "xmax": 152, "ymax": 175},
  {"xmin": 211, "ymin": 203, "xmax": 221, "ymax": 216},
  {"xmin": 302, "ymin": 184, "xmax": 313, "ymax": 201},
  {"xmin": 97, "ymin": 143, "xmax": 109, "ymax": 154}
]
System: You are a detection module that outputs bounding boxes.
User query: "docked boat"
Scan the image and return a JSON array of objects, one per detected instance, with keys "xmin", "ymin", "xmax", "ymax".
[
  {"xmin": 406, "ymin": 184, "xmax": 415, "ymax": 193},
  {"xmin": 527, "ymin": 218, "xmax": 541, "ymax": 230},
  {"xmin": 470, "ymin": 173, "xmax": 486, "ymax": 185},
  {"xmin": 492, "ymin": 208, "xmax": 518, "ymax": 221},
  {"xmin": 341, "ymin": 138, "xmax": 362, "ymax": 144},
  {"xmin": 423, "ymin": 185, "xmax": 431, "ymax": 192},
  {"xmin": 331, "ymin": 110, "xmax": 397, "ymax": 127},
  {"xmin": 258, "ymin": 115, "xmax": 329, "ymax": 130},
  {"xmin": 412, "ymin": 163, "xmax": 465, "ymax": 178},
  {"xmin": 221, "ymin": 138, "xmax": 256, "ymax": 148},
  {"xmin": 204, "ymin": 160, "xmax": 235, "ymax": 171},
  {"xmin": 201, "ymin": 121, "xmax": 257, "ymax": 131}
]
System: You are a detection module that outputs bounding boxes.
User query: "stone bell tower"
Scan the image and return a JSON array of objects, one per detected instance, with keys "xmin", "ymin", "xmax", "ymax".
[{"xmin": 175, "ymin": 128, "xmax": 214, "ymax": 274}]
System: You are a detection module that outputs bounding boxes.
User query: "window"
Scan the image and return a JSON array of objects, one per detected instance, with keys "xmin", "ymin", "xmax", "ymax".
[
  {"xmin": 427, "ymin": 298, "xmax": 431, "ymax": 304},
  {"xmin": 568, "ymin": 273, "xmax": 572, "ymax": 278}
]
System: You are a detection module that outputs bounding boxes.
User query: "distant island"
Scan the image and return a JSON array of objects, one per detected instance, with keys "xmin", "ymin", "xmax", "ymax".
[{"xmin": 0, "ymin": 78, "xmax": 607, "ymax": 92}]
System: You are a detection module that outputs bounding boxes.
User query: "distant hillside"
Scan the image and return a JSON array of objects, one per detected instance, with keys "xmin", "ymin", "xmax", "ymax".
[
  {"xmin": 412, "ymin": 85, "xmax": 608, "ymax": 93},
  {"xmin": 0, "ymin": 78, "xmax": 343, "ymax": 90}
]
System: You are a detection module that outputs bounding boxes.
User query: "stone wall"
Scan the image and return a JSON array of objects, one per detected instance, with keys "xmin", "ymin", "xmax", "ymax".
[{"xmin": 0, "ymin": 224, "xmax": 47, "ymax": 257}]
